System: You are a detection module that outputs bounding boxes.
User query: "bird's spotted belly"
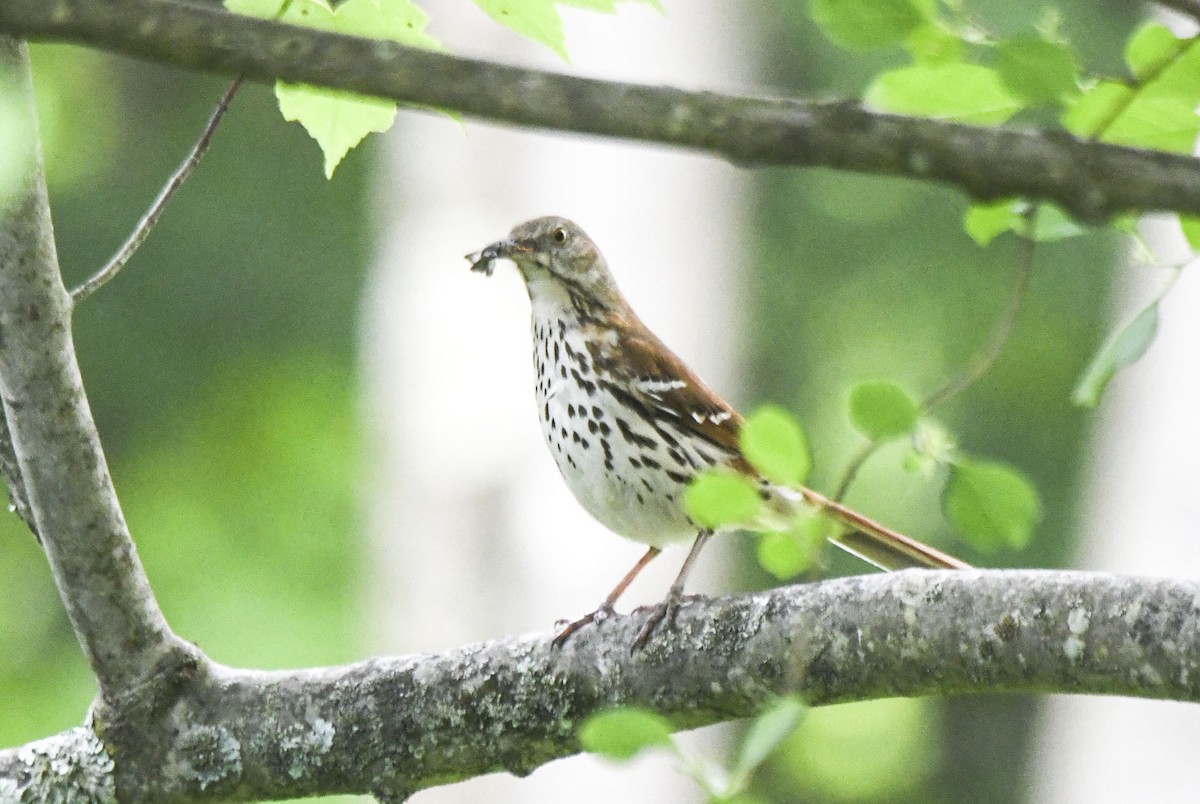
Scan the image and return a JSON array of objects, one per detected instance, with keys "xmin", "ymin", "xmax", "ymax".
[{"xmin": 533, "ymin": 333, "xmax": 699, "ymax": 547}]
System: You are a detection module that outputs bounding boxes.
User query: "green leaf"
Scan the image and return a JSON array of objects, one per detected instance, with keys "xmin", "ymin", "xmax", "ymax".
[
  {"xmin": 1139, "ymin": 37, "xmax": 1200, "ymax": 109},
  {"xmin": 865, "ymin": 63, "xmax": 1024, "ymax": 125},
  {"xmin": 997, "ymin": 37, "xmax": 1078, "ymax": 105},
  {"xmin": 1125, "ymin": 22, "xmax": 1183, "ymax": 79},
  {"xmin": 684, "ymin": 471, "xmax": 764, "ymax": 530},
  {"xmin": 1093, "ymin": 36, "xmax": 1200, "ymax": 152},
  {"xmin": 1180, "ymin": 215, "xmax": 1200, "ymax": 251},
  {"xmin": 904, "ymin": 23, "xmax": 964, "ymax": 65},
  {"xmin": 229, "ymin": 0, "xmax": 441, "ymax": 44},
  {"xmin": 963, "ymin": 199, "xmax": 1020, "ymax": 246},
  {"xmin": 730, "ymin": 698, "xmax": 807, "ymax": 785},
  {"xmin": 942, "ymin": 458, "xmax": 1040, "ymax": 550},
  {"xmin": 276, "ymin": 85, "xmax": 396, "ymax": 178},
  {"xmin": 226, "ymin": 0, "xmax": 441, "ymax": 176},
  {"xmin": 809, "ymin": 0, "xmax": 926, "ymax": 51},
  {"xmin": 579, "ymin": 708, "xmax": 675, "ymax": 761},
  {"xmin": 756, "ymin": 532, "xmax": 810, "ymax": 580},
  {"xmin": 848, "ymin": 382, "xmax": 919, "ymax": 440},
  {"xmin": 1061, "ymin": 81, "xmax": 1132, "ymax": 138},
  {"xmin": 1101, "ymin": 94, "xmax": 1200, "ymax": 153},
  {"xmin": 964, "ymin": 201, "xmax": 1087, "ymax": 245},
  {"xmin": 756, "ymin": 519, "xmax": 829, "ymax": 580},
  {"xmin": 1031, "ymin": 204, "xmax": 1087, "ymax": 242},
  {"xmin": 224, "ymin": 0, "xmax": 289, "ymax": 15},
  {"xmin": 1072, "ymin": 301, "xmax": 1160, "ymax": 407},
  {"xmin": 474, "ymin": 0, "xmax": 568, "ymax": 59},
  {"xmin": 473, "ymin": 0, "xmax": 658, "ymax": 61},
  {"xmin": 963, "ymin": 199, "xmax": 1021, "ymax": 246},
  {"xmin": 739, "ymin": 405, "xmax": 811, "ymax": 486}
]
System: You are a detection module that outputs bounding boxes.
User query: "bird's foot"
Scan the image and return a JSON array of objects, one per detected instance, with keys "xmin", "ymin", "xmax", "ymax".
[
  {"xmin": 551, "ymin": 602, "xmax": 615, "ymax": 648},
  {"xmin": 631, "ymin": 592, "xmax": 702, "ymax": 650}
]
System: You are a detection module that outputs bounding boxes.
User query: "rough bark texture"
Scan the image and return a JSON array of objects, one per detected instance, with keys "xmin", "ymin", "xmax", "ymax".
[
  {"xmin": 2, "ymin": 570, "xmax": 1199, "ymax": 801},
  {"xmin": 1, "ymin": 0, "xmax": 1199, "ymax": 222}
]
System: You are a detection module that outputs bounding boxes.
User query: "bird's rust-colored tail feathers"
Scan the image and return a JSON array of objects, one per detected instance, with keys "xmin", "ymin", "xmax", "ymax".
[{"xmin": 796, "ymin": 485, "xmax": 970, "ymax": 570}]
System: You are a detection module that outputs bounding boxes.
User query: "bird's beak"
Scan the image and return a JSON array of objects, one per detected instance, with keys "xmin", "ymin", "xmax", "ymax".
[{"xmin": 466, "ymin": 238, "xmax": 533, "ymax": 276}]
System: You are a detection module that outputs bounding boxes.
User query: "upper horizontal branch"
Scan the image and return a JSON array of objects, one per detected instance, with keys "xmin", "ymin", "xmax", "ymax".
[
  {"xmin": 3, "ymin": 0, "xmax": 1200, "ymax": 222},
  {"xmin": 3, "ymin": 569, "xmax": 1198, "ymax": 800}
]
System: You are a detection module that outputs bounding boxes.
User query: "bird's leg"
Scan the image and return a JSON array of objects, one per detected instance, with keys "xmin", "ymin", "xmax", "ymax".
[
  {"xmin": 552, "ymin": 546, "xmax": 662, "ymax": 647},
  {"xmin": 632, "ymin": 530, "xmax": 713, "ymax": 649}
]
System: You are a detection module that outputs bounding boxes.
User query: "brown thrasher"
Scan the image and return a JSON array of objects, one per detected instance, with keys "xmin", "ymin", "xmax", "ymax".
[{"xmin": 467, "ymin": 216, "xmax": 967, "ymax": 647}]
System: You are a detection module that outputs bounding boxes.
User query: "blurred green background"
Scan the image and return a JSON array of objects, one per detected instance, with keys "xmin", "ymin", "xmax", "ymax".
[{"xmin": 2, "ymin": 1, "xmax": 1134, "ymax": 801}]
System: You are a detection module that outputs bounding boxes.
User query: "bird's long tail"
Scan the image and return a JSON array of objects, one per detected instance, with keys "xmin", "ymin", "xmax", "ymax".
[{"xmin": 771, "ymin": 485, "xmax": 969, "ymax": 570}]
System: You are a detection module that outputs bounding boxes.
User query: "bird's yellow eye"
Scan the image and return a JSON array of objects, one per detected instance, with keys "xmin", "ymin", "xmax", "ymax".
[{"xmin": 551, "ymin": 227, "xmax": 568, "ymax": 244}]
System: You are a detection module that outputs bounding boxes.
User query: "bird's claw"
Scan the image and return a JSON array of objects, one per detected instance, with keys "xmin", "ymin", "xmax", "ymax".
[
  {"xmin": 551, "ymin": 602, "xmax": 615, "ymax": 648},
  {"xmin": 632, "ymin": 592, "xmax": 700, "ymax": 650}
]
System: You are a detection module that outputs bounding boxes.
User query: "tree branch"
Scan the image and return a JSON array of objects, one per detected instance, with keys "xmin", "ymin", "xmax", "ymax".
[
  {"xmin": 0, "ymin": 36, "xmax": 196, "ymax": 707},
  {"xmin": 2, "ymin": 570, "xmax": 1197, "ymax": 801},
  {"xmin": 2, "ymin": 0, "xmax": 1199, "ymax": 222}
]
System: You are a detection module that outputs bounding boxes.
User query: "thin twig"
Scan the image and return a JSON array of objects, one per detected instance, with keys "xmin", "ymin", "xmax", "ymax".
[
  {"xmin": 922, "ymin": 206, "xmax": 1038, "ymax": 410},
  {"xmin": 832, "ymin": 440, "xmax": 876, "ymax": 503},
  {"xmin": 70, "ymin": 76, "xmax": 243, "ymax": 305},
  {"xmin": 833, "ymin": 207, "xmax": 1039, "ymax": 502}
]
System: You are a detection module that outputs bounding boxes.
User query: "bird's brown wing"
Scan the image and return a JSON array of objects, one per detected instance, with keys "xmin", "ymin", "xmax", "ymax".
[
  {"xmin": 595, "ymin": 312, "xmax": 968, "ymax": 571},
  {"xmin": 594, "ymin": 314, "xmax": 750, "ymax": 470}
]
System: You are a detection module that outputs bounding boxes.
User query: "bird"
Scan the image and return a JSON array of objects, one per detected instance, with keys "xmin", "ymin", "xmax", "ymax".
[{"xmin": 466, "ymin": 216, "xmax": 968, "ymax": 647}]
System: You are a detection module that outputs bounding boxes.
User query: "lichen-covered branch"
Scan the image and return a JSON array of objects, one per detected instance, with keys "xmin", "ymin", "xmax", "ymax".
[
  {"xmin": 0, "ymin": 36, "xmax": 196, "ymax": 708},
  {"xmin": 2, "ymin": 570, "xmax": 1198, "ymax": 801},
  {"xmin": 0, "ymin": 728, "xmax": 116, "ymax": 803},
  {"xmin": 1, "ymin": 0, "xmax": 1199, "ymax": 222}
]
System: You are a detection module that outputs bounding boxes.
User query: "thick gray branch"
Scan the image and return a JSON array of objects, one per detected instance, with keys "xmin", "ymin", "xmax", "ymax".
[
  {"xmin": 2, "ymin": 570, "xmax": 1198, "ymax": 801},
  {"xmin": 1, "ymin": 0, "xmax": 1199, "ymax": 222},
  {"xmin": 0, "ymin": 37, "xmax": 195, "ymax": 705}
]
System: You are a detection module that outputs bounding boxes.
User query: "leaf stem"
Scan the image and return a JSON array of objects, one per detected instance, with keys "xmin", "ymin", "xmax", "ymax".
[
  {"xmin": 832, "ymin": 440, "xmax": 876, "ymax": 503},
  {"xmin": 922, "ymin": 205, "xmax": 1038, "ymax": 410}
]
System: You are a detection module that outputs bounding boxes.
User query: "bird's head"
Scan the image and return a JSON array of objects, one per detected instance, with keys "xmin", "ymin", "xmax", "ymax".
[{"xmin": 467, "ymin": 216, "xmax": 622, "ymax": 310}]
